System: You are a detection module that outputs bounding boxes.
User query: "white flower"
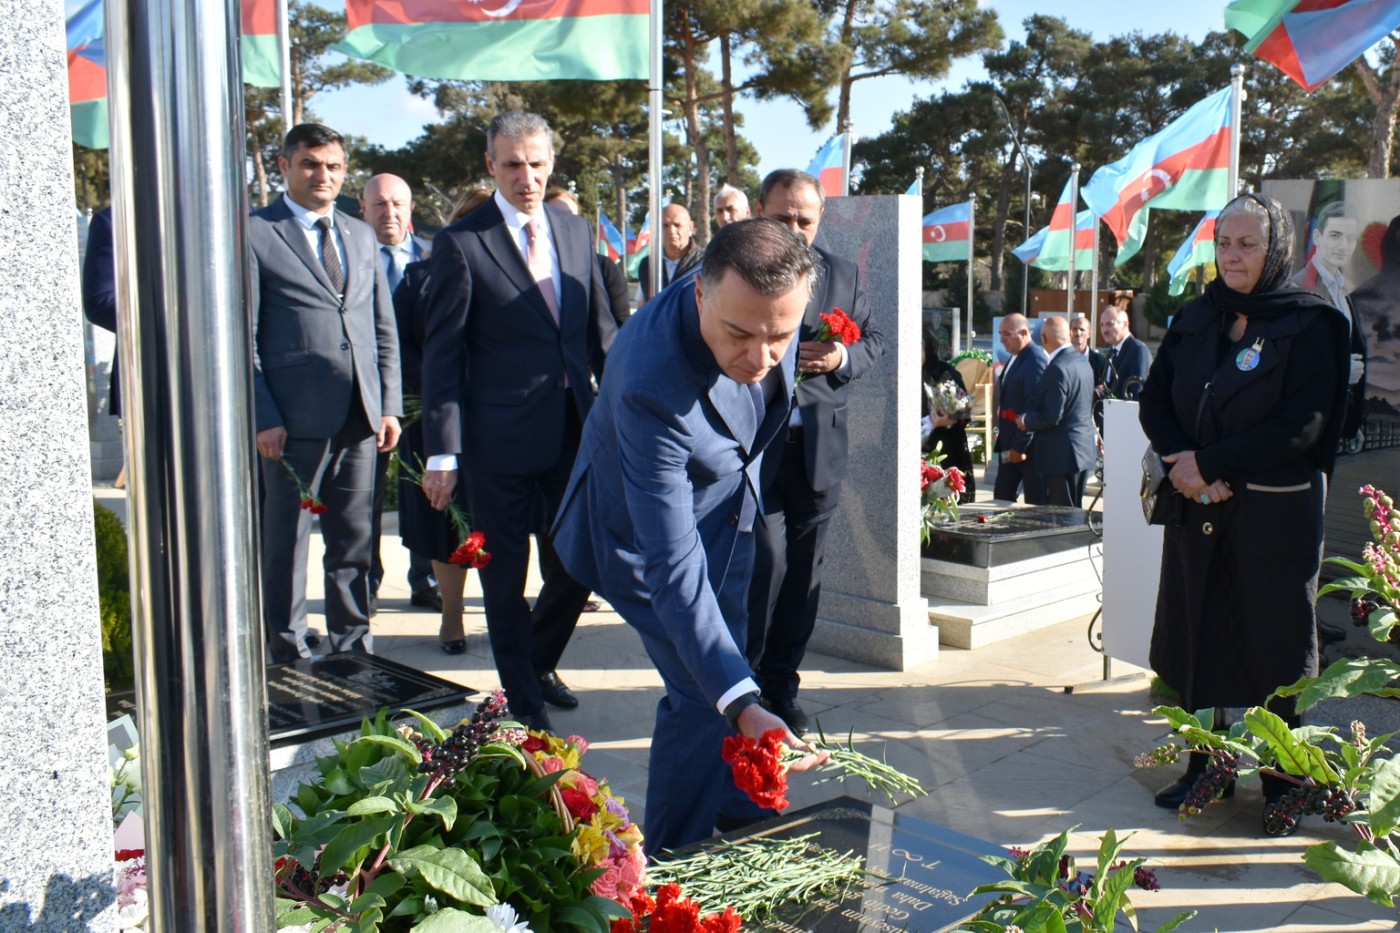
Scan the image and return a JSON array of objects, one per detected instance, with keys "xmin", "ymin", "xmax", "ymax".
[
  {"xmin": 487, "ymin": 902, "xmax": 534, "ymax": 933},
  {"xmin": 114, "ymin": 887, "xmax": 147, "ymax": 932}
]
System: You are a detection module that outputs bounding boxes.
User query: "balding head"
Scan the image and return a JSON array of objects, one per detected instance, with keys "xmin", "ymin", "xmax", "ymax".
[
  {"xmin": 361, "ymin": 174, "xmax": 414, "ymax": 246},
  {"xmin": 661, "ymin": 204, "xmax": 695, "ymax": 259},
  {"xmin": 999, "ymin": 313, "xmax": 1031, "ymax": 356},
  {"xmin": 1041, "ymin": 315, "xmax": 1069, "ymax": 352}
]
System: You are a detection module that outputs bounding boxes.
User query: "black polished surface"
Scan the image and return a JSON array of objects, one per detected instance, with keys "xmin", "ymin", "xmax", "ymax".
[
  {"xmin": 922, "ymin": 506, "xmax": 1102, "ymax": 567},
  {"xmin": 109, "ymin": 655, "xmax": 474, "ymax": 747},
  {"xmin": 680, "ymin": 797, "xmax": 1003, "ymax": 931}
]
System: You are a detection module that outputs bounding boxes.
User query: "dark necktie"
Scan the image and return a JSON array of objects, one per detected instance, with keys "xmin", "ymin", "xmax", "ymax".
[
  {"xmin": 316, "ymin": 216, "xmax": 345, "ymax": 294},
  {"xmin": 1108, "ymin": 346, "xmax": 1119, "ymax": 368},
  {"xmin": 382, "ymin": 244, "xmax": 403, "ymax": 293}
]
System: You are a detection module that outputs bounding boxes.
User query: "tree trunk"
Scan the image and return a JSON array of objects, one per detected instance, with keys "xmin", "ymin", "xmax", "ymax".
[
  {"xmin": 1355, "ymin": 43, "xmax": 1400, "ymax": 179},
  {"xmin": 681, "ymin": 20, "xmax": 712, "ymax": 235},
  {"xmin": 834, "ymin": 0, "xmax": 858, "ymax": 131},
  {"xmin": 988, "ymin": 156, "xmax": 1018, "ymax": 294},
  {"xmin": 249, "ymin": 117, "xmax": 270, "ymax": 207},
  {"xmin": 720, "ymin": 35, "xmax": 739, "ymax": 189}
]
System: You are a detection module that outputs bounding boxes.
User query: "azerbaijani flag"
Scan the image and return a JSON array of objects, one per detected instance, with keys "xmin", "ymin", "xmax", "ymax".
[
  {"xmin": 1080, "ymin": 86, "xmax": 1233, "ymax": 265},
  {"xmin": 626, "ymin": 211, "xmax": 650, "ymax": 279},
  {"xmin": 597, "ymin": 212, "xmax": 625, "ymax": 262},
  {"xmin": 806, "ymin": 133, "xmax": 847, "ymax": 198},
  {"xmin": 922, "ymin": 203, "xmax": 971, "ymax": 263},
  {"xmin": 334, "ymin": 0, "xmax": 648, "ymax": 82},
  {"xmin": 66, "ymin": 0, "xmax": 108, "ymax": 150},
  {"xmin": 906, "ymin": 175, "xmax": 922, "ymax": 196},
  {"xmin": 1225, "ymin": 0, "xmax": 1400, "ymax": 93},
  {"xmin": 1166, "ymin": 211, "xmax": 1219, "ymax": 295},
  {"xmin": 241, "ymin": 0, "xmax": 281, "ymax": 88},
  {"xmin": 1012, "ymin": 209, "xmax": 1096, "ymax": 272}
]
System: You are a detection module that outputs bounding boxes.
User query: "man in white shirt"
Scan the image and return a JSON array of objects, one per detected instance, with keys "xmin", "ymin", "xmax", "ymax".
[{"xmin": 637, "ymin": 203, "xmax": 703, "ymax": 304}]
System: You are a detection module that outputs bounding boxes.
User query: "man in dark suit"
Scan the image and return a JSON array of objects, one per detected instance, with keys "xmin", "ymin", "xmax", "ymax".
[
  {"xmin": 419, "ymin": 111, "xmax": 613, "ymax": 733},
  {"xmin": 551, "ymin": 219, "xmax": 826, "ymax": 853},
  {"xmin": 1099, "ymin": 306, "xmax": 1152, "ymax": 400},
  {"xmin": 82, "ymin": 207, "xmax": 120, "ymax": 418},
  {"xmin": 1069, "ymin": 314, "xmax": 1108, "ymax": 436},
  {"xmin": 360, "ymin": 173, "xmax": 439, "ymax": 615},
  {"xmin": 992, "ymin": 313, "xmax": 1048, "ymax": 504},
  {"xmin": 745, "ymin": 169, "xmax": 885, "ymax": 733},
  {"xmin": 250, "ymin": 123, "xmax": 403, "ymax": 662},
  {"xmin": 1016, "ymin": 316, "xmax": 1096, "ymax": 507},
  {"xmin": 637, "ymin": 203, "xmax": 702, "ymax": 305}
]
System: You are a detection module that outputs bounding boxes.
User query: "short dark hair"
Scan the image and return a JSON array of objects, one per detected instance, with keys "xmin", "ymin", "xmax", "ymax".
[
  {"xmin": 699, "ymin": 218, "xmax": 819, "ymax": 298},
  {"xmin": 758, "ymin": 169, "xmax": 824, "ymax": 210},
  {"xmin": 281, "ymin": 123, "xmax": 345, "ymax": 160},
  {"xmin": 487, "ymin": 111, "xmax": 554, "ymax": 155}
]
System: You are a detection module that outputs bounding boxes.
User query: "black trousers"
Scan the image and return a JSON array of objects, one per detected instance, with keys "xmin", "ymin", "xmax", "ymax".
[
  {"xmin": 992, "ymin": 454, "xmax": 1047, "ymax": 505},
  {"xmin": 261, "ymin": 413, "xmax": 377, "ymax": 663},
  {"xmin": 463, "ymin": 399, "xmax": 590, "ymax": 716},
  {"xmin": 1041, "ymin": 470, "xmax": 1088, "ymax": 507},
  {"xmin": 746, "ymin": 429, "xmax": 841, "ymax": 701}
]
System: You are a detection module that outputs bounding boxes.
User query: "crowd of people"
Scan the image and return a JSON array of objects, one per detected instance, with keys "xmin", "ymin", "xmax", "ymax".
[{"xmin": 82, "ymin": 111, "xmax": 1373, "ymax": 848}]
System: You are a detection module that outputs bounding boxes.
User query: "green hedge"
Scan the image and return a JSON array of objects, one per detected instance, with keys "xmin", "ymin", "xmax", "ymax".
[{"xmin": 94, "ymin": 499, "xmax": 134, "ymax": 693}]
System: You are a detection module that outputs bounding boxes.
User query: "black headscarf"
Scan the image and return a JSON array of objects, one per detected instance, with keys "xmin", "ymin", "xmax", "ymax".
[{"xmin": 1206, "ymin": 193, "xmax": 1310, "ymax": 321}]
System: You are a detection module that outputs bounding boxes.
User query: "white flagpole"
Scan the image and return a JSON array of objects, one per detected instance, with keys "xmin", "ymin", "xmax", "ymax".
[
  {"xmin": 914, "ymin": 165, "xmax": 924, "ymax": 197},
  {"xmin": 841, "ymin": 121, "xmax": 853, "ymax": 196},
  {"xmin": 647, "ymin": 0, "xmax": 663, "ymax": 300},
  {"xmin": 277, "ymin": 0, "xmax": 292, "ymax": 126},
  {"xmin": 1090, "ymin": 218, "xmax": 1100, "ymax": 341},
  {"xmin": 963, "ymin": 195, "xmax": 974, "ymax": 356},
  {"xmin": 1067, "ymin": 163, "xmax": 1079, "ymax": 317},
  {"xmin": 1229, "ymin": 64, "xmax": 1245, "ymax": 197}
]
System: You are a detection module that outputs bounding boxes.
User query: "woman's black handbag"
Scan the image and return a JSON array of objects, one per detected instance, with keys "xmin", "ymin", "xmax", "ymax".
[{"xmin": 1141, "ymin": 446, "xmax": 1183, "ymax": 526}]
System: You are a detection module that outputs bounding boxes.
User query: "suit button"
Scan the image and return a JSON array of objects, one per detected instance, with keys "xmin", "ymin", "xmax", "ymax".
[
  {"xmin": 729, "ymin": 513, "xmax": 739, "ymax": 526},
  {"xmin": 340, "ymin": 342, "xmax": 349, "ymax": 350},
  {"xmin": 1202, "ymin": 522, "xmax": 1214, "ymax": 535}
]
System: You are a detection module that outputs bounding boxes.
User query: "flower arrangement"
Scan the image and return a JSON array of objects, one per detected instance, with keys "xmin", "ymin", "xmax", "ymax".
[
  {"xmin": 395, "ymin": 454, "xmax": 492, "ymax": 569},
  {"xmin": 949, "ymin": 348, "xmax": 993, "ymax": 367},
  {"xmin": 929, "ymin": 379, "xmax": 974, "ymax": 422},
  {"xmin": 963, "ymin": 826, "xmax": 1194, "ymax": 932},
  {"xmin": 723, "ymin": 726, "xmax": 927, "ymax": 814},
  {"xmin": 921, "ymin": 443, "xmax": 966, "ymax": 543},
  {"xmin": 520, "ymin": 732, "xmax": 647, "ymax": 903},
  {"xmin": 281, "ymin": 458, "xmax": 327, "ymax": 514},
  {"xmin": 115, "ymin": 849, "xmax": 148, "ymax": 933},
  {"xmin": 611, "ymin": 884, "xmax": 741, "ymax": 932},
  {"xmin": 1138, "ymin": 484, "xmax": 1400, "ymax": 905}
]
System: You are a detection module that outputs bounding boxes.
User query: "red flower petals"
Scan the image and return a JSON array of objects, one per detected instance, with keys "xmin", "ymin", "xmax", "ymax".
[
  {"xmin": 722, "ymin": 728, "xmax": 790, "ymax": 812},
  {"xmin": 817, "ymin": 308, "xmax": 862, "ymax": 346}
]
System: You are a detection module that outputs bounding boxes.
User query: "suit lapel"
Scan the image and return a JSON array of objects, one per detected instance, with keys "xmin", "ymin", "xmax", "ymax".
[
  {"xmin": 273, "ymin": 211, "xmax": 337, "ymax": 297},
  {"xmin": 552, "ymin": 213, "xmax": 582, "ymax": 330},
  {"xmin": 480, "ymin": 213, "xmax": 558, "ymax": 330}
]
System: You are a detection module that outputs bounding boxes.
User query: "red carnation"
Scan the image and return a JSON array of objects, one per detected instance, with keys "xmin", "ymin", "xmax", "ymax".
[
  {"xmin": 115, "ymin": 849, "xmax": 144, "ymax": 862},
  {"xmin": 946, "ymin": 467, "xmax": 966, "ymax": 494},
  {"xmin": 561, "ymin": 786, "xmax": 600, "ymax": 820},
  {"xmin": 522, "ymin": 734, "xmax": 548, "ymax": 752},
  {"xmin": 722, "ymin": 728, "xmax": 790, "ymax": 811},
  {"xmin": 1000, "ymin": 408, "xmax": 1017, "ymax": 421},
  {"xmin": 310, "ymin": 502, "xmax": 328, "ymax": 515},
  {"xmin": 818, "ymin": 308, "xmax": 862, "ymax": 346},
  {"xmin": 920, "ymin": 461, "xmax": 939, "ymax": 491},
  {"xmin": 299, "ymin": 497, "xmax": 314, "ymax": 510}
]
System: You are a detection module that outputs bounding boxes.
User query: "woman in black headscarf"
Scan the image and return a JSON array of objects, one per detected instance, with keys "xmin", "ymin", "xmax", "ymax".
[
  {"xmin": 1139, "ymin": 193, "xmax": 1350, "ymax": 834},
  {"xmin": 921, "ymin": 328, "xmax": 976, "ymax": 503}
]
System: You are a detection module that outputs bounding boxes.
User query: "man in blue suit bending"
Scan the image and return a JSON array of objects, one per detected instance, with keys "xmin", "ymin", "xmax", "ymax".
[{"xmin": 552, "ymin": 219, "xmax": 827, "ymax": 853}]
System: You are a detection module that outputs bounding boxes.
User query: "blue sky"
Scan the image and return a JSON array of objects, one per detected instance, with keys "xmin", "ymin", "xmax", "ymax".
[{"xmin": 313, "ymin": 0, "xmax": 1232, "ymax": 183}]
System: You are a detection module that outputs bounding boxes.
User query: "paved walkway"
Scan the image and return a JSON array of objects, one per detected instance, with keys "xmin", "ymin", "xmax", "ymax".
[{"xmin": 92, "ymin": 480, "xmax": 1399, "ymax": 932}]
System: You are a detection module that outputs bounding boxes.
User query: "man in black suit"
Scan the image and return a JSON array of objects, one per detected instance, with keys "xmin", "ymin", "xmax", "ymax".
[
  {"xmin": 1069, "ymin": 314, "xmax": 1108, "ymax": 435},
  {"xmin": 419, "ymin": 111, "xmax": 613, "ymax": 732},
  {"xmin": 361, "ymin": 173, "xmax": 439, "ymax": 615},
  {"xmin": 746, "ymin": 169, "xmax": 885, "ymax": 733},
  {"xmin": 249, "ymin": 123, "xmax": 403, "ymax": 662},
  {"xmin": 637, "ymin": 204, "xmax": 702, "ymax": 305},
  {"xmin": 1016, "ymin": 316, "xmax": 1096, "ymax": 507},
  {"xmin": 992, "ymin": 313, "xmax": 1048, "ymax": 504},
  {"xmin": 1099, "ymin": 306, "xmax": 1152, "ymax": 400}
]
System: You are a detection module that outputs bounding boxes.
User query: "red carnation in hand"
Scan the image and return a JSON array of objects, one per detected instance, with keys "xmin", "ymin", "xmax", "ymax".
[
  {"xmin": 449, "ymin": 530, "xmax": 491, "ymax": 567},
  {"xmin": 1000, "ymin": 408, "xmax": 1018, "ymax": 422},
  {"xmin": 818, "ymin": 308, "xmax": 862, "ymax": 345},
  {"xmin": 722, "ymin": 728, "xmax": 790, "ymax": 811}
]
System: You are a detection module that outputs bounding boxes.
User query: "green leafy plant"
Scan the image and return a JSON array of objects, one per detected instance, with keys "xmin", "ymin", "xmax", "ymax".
[
  {"xmin": 1140, "ymin": 484, "xmax": 1400, "ymax": 907},
  {"xmin": 273, "ymin": 694, "xmax": 627, "ymax": 932},
  {"xmin": 94, "ymin": 498, "xmax": 134, "ymax": 692},
  {"xmin": 958, "ymin": 827, "xmax": 1195, "ymax": 933}
]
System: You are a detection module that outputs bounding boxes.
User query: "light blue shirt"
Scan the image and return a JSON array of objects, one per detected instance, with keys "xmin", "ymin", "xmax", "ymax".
[{"xmin": 282, "ymin": 193, "xmax": 346, "ymax": 290}]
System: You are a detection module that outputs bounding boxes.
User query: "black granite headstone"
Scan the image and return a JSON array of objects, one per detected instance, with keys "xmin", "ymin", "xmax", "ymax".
[
  {"xmin": 107, "ymin": 655, "xmax": 474, "ymax": 746},
  {"xmin": 702, "ymin": 797, "xmax": 1004, "ymax": 932},
  {"xmin": 922, "ymin": 505, "xmax": 1102, "ymax": 567}
]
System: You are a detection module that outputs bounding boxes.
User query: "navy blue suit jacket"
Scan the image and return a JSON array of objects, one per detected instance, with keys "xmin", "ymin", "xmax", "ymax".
[
  {"xmin": 1106, "ymin": 334, "xmax": 1153, "ymax": 399},
  {"xmin": 82, "ymin": 207, "xmax": 119, "ymax": 414},
  {"xmin": 420, "ymin": 199, "xmax": 613, "ymax": 474},
  {"xmin": 552, "ymin": 275, "xmax": 796, "ymax": 708},
  {"xmin": 1020, "ymin": 348, "xmax": 1097, "ymax": 474},
  {"xmin": 994, "ymin": 343, "xmax": 1048, "ymax": 455}
]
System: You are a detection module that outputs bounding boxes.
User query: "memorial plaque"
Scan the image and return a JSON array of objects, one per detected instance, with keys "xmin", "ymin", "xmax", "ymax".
[
  {"xmin": 703, "ymin": 798, "xmax": 1005, "ymax": 932},
  {"xmin": 922, "ymin": 505, "xmax": 1102, "ymax": 567},
  {"xmin": 108, "ymin": 655, "xmax": 474, "ymax": 746}
]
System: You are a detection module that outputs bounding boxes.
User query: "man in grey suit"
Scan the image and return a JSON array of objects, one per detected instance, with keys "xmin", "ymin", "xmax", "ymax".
[
  {"xmin": 552, "ymin": 219, "xmax": 825, "ymax": 853},
  {"xmin": 361, "ymin": 173, "xmax": 439, "ymax": 614},
  {"xmin": 250, "ymin": 123, "xmax": 403, "ymax": 662},
  {"xmin": 1016, "ymin": 316, "xmax": 1096, "ymax": 507}
]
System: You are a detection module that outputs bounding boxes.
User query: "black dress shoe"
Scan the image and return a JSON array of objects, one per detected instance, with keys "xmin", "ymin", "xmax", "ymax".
[
  {"xmin": 1318, "ymin": 621, "xmax": 1347, "ymax": 645},
  {"xmin": 762, "ymin": 696, "xmax": 810, "ymax": 735},
  {"xmin": 539, "ymin": 671, "xmax": 579, "ymax": 709},
  {"xmin": 411, "ymin": 588, "xmax": 444, "ymax": 612},
  {"xmin": 439, "ymin": 638, "xmax": 467, "ymax": 655},
  {"xmin": 516, "ymin": 709, "xmax": 554, "ymax": 734}
]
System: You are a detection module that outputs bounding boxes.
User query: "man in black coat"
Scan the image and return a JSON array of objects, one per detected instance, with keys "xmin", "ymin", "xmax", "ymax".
[
  {"xmin": 637, "ymin": 204, "xmax": 702, "ymax": 305},
  {"xmin": 1016, "ymin": 316, "xmax": 1097, "ymax": 507},
  {"xmin": 992, "ymin": 313, "xmax": 1048, "ymax": 504},
  {"xmin": 745, "ymin": 169, "xmax": 885, "ymax": 733},
  {"xmin": 1099, "ymin": 306, "xmax": 1152, "ymax": 400}
]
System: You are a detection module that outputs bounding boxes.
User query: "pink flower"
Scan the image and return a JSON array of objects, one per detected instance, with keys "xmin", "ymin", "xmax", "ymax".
[
  {"xmin": 572, "ymin": 772, "xmax": 599, "ymax": 798},
  {"xmin": 592, "ymin": 863, "xmax": 623, "ymax": 899},
  {"xmin": 542, "ymin": 757, "xmax": 564, "ymax": 774},
  {"xmin": 567, "ymin": 735, "xmax": 590, "ymax": 754}
]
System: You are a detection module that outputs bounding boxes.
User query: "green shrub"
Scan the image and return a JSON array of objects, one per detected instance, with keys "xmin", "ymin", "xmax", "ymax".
[{"xmin": 94, "ymin": 499, "xmax": 134, "ymax": 693}]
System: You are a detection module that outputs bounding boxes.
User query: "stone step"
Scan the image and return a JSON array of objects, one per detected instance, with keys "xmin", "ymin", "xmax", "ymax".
[
  {"xmin": 922, "ymin": 548, "xmax": 1102, "ymax": 605},
  {"xmin": 927, "ymin": 581, "xmax": 1103, "ymax": 649}
]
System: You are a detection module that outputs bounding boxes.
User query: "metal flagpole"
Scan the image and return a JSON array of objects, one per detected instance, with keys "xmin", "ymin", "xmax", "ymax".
[
  {"xmin": 1229, "ymin": 64, "xmax": 1245, "ymax": 198},
  {"xmin": 1090, "ymin": 218, "xmax": 1100, "ymax": 340},
  {"xmin": 277, "ymin": 0, "xmax": 292, "ymax": 127},
  {"xmin": 841, "ymin": 121, "xmax": 853, "ymax": 196},
  {"xmin": 1067, "ymin": 163, "xmax": 1079, "ymax": 317},
  {"xmin": 963, "ymin": 195, "xmax": 975, "ymax": 356},
  {"xmin": 647, "ymin": 0, "xmax": 663, "ymax": 300},
  {"xmin": 105, "ymin": 0, "xmax": 274, "ymax": 927},
  {"xmin": 914, "ymin": 165, "xmax": 924, "ymax": 197}
]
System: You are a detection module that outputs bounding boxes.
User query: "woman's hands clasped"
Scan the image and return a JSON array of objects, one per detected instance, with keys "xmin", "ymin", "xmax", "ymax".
[{"xmin": 1163, "ymin": 450, "xmax": 1233, "ymax": 505}]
